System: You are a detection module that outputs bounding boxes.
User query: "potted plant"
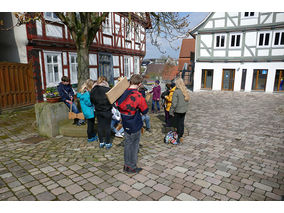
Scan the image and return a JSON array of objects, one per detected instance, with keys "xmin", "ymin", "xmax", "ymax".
[{"xmin": 44, "ymin": 87, "xmax": 61, "ymax": 103}]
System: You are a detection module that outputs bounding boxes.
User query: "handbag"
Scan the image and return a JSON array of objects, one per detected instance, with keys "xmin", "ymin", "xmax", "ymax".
[
  {"xmin": 146, "ymin": 93, "xmax": 151, "ymax": 102},
  {"xmin": 68, "ymin": 102, "xmax": 85, "ymax": 120}
]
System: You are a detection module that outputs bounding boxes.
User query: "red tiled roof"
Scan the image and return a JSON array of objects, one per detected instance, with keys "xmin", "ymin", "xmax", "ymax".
[
  {"xmin": 179, "ymin": 39, "xmax": 195, "ymax": 58},
  {"xmin": 162, "ymin": 65, "xmax": 179, "ymax": 80}
]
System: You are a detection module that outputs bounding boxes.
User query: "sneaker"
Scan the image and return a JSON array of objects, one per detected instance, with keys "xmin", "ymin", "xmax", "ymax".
[
  {"xmin": 135, "ymin": 168, "xmax": 143, "ymax": 173},
  {"xmin": 99, "ymin": 142, "xmax": 105, "ymax": 148},
  {"xmin": 105, "ymin": 143, "xmax": 112, "ymax": 150},
  {"xmin": 87, "ymin": 136, "xmax": 98, "ymax": 143},
  {"xmin": 123, "ymin": 165, "xmax": 142, "ymax": 174},
  {"xmin": 146, "ymin": 128, "xmax": 151, "ymax": 132},
  {"xmin": 76, "ymin": 123, "xmax": 81, "ymax": 126},
  {"xmin": 115, "ymin": 133, "xmax": 123, "ymax": 138}
]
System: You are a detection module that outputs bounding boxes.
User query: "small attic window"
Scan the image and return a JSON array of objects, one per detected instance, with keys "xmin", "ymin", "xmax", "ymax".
[{"xmin": 242, "ymin": 12, "xmax": 257, "ymax": 19}]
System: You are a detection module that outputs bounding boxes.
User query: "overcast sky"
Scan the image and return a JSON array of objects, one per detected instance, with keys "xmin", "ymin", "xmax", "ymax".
[{"xmin": 145, "ymin": 12, "xmax": 209, "ymax": 59}]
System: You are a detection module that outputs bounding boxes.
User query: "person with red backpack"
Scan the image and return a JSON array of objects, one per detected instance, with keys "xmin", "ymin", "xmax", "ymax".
[{"xmin": 116, "ymin": 74, "xmax": 148, "ymax": 174}]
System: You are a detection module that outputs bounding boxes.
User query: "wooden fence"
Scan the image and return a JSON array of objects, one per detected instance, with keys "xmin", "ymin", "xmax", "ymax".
[{"xmin": 0, "ymin": 62, "xmax": 36, "ymax": 110}]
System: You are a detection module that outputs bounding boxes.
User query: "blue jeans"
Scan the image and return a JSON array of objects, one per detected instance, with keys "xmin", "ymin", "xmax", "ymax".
[
  {"xmin": 152, "ymin": 100, "xmax": 160, "ymax": 112},
  {"xmin": 64, "ymin": 101, "xmax": 80, "ymax": 114},
  {"xmin": 142, "ymin": 114, "xmax": 150, "ymax": 129},
  {"xmin": 111, "ymin": 119, "xmax": 124, "ymax": 134}
]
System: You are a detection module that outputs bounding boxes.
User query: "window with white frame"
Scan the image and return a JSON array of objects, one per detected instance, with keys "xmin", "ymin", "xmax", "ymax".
[
  {"xmin": 44, "ymin": 12, "xmax": 60, "ymax": 21},
  {"xmin": 258, "ymin": 32, "xmax": 271, "ymax": 47},
  {"xmin": 273, "ymin": 31, "xmax": 284, "ymax": 46},
  {"xmin": 124, "ymin": 56, "xmax": 131, "ymax": 78},
  {"xmin": 69, "ymin": 54, "xmax": 78, "ymax": 84},
  {"xmin": 230, "ymin": 33, "xmax": 242, "ymax": 48},
  {"xmin": 215, "ymin": 34, "xmax": 226, "ymax": 48},
  {"xmin": 45, "ymin": 52, "xmax": 62, "ymax": 87},
  {"xmin": 134, "ymin": 57, "xmax": 139, "ymax": 74},
  {"xmin": 102, "ymin": 13, "xmax": 112, "ymax": 35},
  {"xmin": 242, "ymin": 12, "xmax": 257, "ymax": 19},
  {"xmin": 244, "ymin": 12, "xmax": 255, "ymax": 17}
]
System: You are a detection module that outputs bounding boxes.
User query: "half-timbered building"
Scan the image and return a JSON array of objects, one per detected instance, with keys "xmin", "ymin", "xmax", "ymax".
[
  {"xmin": 190, "ymin": 12, "xmax": 284, "ymax": 93},
  {"xmin": 0, "ymin": 12, "xmax": 149, "ymax": 101}
]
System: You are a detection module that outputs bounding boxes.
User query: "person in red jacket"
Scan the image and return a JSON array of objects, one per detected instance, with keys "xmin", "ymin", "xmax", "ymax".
[{"xmin": 116, "ymin": 74, "xmax": 148, "ymax": 174}]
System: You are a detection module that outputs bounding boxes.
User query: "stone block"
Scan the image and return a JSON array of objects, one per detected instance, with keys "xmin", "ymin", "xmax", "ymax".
[
  {"xmin": 176, "ymin": 193, "xmax": 197, "ymax": 201},
  {"xmin": 35, "ymin": 102, "xmax": 69, "ymax": 137},
  {"xmin": 253, "ymin": 182, "xmax": 272, "ymax": 192}
]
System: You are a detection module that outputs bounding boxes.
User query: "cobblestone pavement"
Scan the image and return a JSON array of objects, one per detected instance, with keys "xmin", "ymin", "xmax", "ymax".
[{"xmin": 0, "ymin": 91, "xmax": 283, "ymax": 201}]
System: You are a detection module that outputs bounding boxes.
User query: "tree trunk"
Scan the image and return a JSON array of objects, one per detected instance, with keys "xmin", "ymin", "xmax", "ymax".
[{"xmin": 77, "ymin": 46, "xmax": 89, "ymax": 89}]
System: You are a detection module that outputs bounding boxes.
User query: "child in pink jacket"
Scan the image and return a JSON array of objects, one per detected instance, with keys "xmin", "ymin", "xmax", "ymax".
[{"xmin": 150, "ymin": 80, "xmax": 161, "ymax": 113}]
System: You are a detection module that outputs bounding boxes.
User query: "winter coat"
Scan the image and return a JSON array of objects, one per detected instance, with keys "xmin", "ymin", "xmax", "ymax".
[
  {"xmin": 150, "ymin": 85, "xmax": 161, "ymax": 100},
  {"xmin": 164, "ymin": 86, "xmax": 176, "ymax": 112},
  {"xmin": 169, "ymin": 88, "xmax": 189, "ymax": 115},
  {"xmin": 77, "ymin": 91, "xmax": 94, "ymax": 119},
  {"xmin": 57, "ymin": 82, "xmax": 74, "ymax": 102},
  {"xmin": 161, "ymin": 89, "xmax": 170, "ymax": 108},
  {"xmin": 116, "ymin": 89, "xmax": 148, "ymax": 134},
  {"xmin": 90, "ymin": 81, "xmax": 112, "ymax": 112}
]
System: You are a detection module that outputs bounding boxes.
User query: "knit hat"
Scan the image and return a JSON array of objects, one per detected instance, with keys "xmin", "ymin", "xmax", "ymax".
[{"xmin": 155, "ymin": 80, "xmax": 160, "ymax": 84}]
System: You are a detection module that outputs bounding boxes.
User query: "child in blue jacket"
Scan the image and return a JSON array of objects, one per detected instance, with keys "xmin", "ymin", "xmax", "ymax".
[{"xmin": 77, "ymin": 79, "xmax": 98, "ymax": 142}]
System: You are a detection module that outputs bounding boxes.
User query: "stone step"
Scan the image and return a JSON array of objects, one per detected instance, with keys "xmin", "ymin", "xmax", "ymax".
[{"xmin": 59, "ymin": 120, "xmax": 88, "ymax": 137}]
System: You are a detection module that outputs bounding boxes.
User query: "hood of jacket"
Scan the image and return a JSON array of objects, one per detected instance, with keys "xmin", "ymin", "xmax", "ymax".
[{"xmin": 93, "ymin": 81, "xmax": 109, "ymax": 88}]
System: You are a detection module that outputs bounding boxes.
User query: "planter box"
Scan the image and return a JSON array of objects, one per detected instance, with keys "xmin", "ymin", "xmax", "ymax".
[{"xmin": 46, "ymin": 97, "xmax": 61, "ymax": 103}]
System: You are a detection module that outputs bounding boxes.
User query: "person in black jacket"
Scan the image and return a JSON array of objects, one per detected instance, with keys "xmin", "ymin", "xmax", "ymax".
[
  {"xmin": 57, "ymin": 76, "xmax": 84, "ymax": 126},
  {"xmin": 90, "ymin": 76, "xmax": 113, "ymax": 149},
  {"xmin": 161, "ymin": 83, "xmax": 171, "ymax": 126}
]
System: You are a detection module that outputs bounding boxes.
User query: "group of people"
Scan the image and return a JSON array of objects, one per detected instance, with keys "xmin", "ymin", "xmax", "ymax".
[{"xmin": 57, "ymin": 74, "xmax": 190, "ymax": 174}]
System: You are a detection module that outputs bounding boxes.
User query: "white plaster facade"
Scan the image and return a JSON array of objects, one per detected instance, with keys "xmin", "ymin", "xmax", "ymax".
[
  {"xmin": 194, "ymin": 62, "xmax": 284, "ymax": 93},
  {"xmin": 12, "ymin": 15, "xmax": 28, "ymax": 63},
  {"xmin": 191, "ymin": 12, "xmax": 284, "ymax": 93}
]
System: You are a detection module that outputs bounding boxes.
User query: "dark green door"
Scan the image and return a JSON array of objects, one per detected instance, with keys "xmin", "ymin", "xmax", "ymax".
[{"xmin": 98, "ymin": 53, "xmax": 114, "ymax": 85}]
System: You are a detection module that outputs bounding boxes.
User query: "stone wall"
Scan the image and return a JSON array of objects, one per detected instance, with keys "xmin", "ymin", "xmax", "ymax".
[{"xmin": 35, "ymin": 102, "xmax": 69, "ymax": 137}]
